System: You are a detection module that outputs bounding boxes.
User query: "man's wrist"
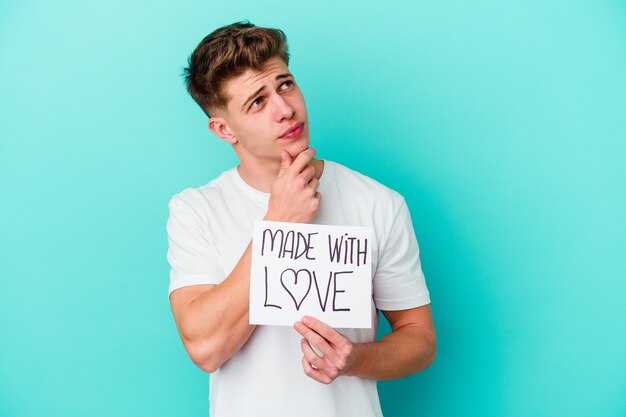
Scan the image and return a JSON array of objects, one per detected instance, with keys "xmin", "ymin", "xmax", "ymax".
[{"xmin": 343, "ymin": 342, "xmax": 370, "ymax": 378}]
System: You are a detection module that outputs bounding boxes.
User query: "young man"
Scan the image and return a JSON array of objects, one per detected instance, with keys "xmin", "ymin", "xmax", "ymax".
[{"xmin": 167, "ymin": 21, "xmax": 436, "ymax": 417}]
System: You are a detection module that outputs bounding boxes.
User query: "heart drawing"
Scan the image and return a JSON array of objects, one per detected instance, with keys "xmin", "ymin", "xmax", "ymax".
[{"xmin": 280, "ymin": 268, "xmax": 313, "ymax": 311}]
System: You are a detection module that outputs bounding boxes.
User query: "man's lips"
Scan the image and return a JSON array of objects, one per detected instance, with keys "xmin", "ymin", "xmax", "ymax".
[{"xmin": 279, "ymin": 122, "xmax": 305, "ymax": 139}]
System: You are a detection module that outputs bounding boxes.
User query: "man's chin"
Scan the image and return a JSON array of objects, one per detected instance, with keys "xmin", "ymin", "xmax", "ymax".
[{"xmin": 283, "ymin": 139, "xmax": 310, "ymax": 158}]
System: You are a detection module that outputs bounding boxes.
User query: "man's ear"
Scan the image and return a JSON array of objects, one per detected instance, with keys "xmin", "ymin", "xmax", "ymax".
[{"xmin": 208, "ymin": 116, "xmax": 237, "ymax": 145}]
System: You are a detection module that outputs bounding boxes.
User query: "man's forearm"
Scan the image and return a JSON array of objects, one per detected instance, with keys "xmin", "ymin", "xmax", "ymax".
[{"xmin": 345, "ymin": 324, "xmax": 436, "ymax": 380}]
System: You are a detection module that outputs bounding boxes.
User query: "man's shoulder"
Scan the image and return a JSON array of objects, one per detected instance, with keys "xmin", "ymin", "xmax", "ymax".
[
  {"xmin": 326, "ymin": 160, "xmax": 404, "ymax": 202},
  {"xmin": 168, "ymin": 168, "xmax": 236, "ymax": 210}
]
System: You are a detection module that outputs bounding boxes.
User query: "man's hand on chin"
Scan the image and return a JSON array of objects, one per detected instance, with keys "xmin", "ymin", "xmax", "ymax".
[{"xmin": 265, "ymin": 148, "xmax": 321, "ymax": 224}]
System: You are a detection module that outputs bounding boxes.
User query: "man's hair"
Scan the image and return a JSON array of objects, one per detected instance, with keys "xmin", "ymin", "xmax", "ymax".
[{"xmin": 183, "ymin": 21, "xmax": 290, "ymax": 117}]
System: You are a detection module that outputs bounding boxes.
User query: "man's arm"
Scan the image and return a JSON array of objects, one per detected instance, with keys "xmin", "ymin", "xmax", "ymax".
[
  {"xmin": 169, "ymin": 148, "xmax": 321, "ymax": 373},
  {"xmin": 169, "ymin": 245, "xmax": 254, "ymax": 373},
  {"xmin": 294, "ymin": 304, "xmax": 436, "ymax": 383}
]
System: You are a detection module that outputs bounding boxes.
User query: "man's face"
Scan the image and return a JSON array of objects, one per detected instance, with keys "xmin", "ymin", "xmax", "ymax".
[{"xmin": 211, "ymin": 56, "xmax": 310, "ymax": 166}]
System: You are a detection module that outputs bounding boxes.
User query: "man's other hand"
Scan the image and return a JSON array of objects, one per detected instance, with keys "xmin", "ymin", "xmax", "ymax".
[{"xmin": 294, "ymin": 315, "xmax": 357, "ymax": 384}]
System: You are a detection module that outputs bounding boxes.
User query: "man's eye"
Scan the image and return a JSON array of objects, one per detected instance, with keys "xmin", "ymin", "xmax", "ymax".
[
  {"xmin": 281, "ymin": 80, "xmax": 294, "ymax": 89},
  {"xmin": 251, "ymin": 97, "xmax": 264, "ymax": 109}
]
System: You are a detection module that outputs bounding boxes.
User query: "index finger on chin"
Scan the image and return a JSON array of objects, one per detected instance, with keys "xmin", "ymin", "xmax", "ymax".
[{"xmin": 289, "ymin": 148, "xmax": 316, "ymax": 173}]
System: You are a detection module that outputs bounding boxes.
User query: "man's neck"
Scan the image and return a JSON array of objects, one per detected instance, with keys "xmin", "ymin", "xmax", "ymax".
[{"xmin": 237, "ymin": 158, "xmax": 324, "ymax": 193}]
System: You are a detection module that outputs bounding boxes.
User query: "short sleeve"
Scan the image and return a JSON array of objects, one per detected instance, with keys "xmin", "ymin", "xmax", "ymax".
[
  {"xmin": 373, "ymin": 198, "xmax": 431, "ymax": 310},
  {"xmin": 166, "ymin": 194, "xmax": 225, "ymax": 296}
]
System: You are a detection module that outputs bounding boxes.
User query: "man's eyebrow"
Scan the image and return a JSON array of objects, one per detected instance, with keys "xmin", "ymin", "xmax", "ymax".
[
  {"xmin": 242, "ymin": 86, "xmax": 266, "ymax": 111},
  {"xmin": 275, "ymin": 72, "xmax": 293, "ymax": 80},
  {"xmin": 241, "ymin": 73, "xmax": 294, "ymax": 111}
]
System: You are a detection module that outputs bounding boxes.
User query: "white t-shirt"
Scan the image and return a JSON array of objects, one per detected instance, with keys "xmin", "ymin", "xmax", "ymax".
[{"xmin": 166, "ymin": 160, "xmax": 430, "ymax": 417}]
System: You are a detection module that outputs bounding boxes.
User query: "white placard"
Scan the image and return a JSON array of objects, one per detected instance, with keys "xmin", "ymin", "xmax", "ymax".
[{"xmin": 249, "ymin": 220, "xmax": 373, "ymax": 328}]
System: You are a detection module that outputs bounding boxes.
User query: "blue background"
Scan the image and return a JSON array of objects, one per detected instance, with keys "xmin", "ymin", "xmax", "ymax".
[{"xmin": 1, "ymin": 1, "xmax": 625, "ymax": 416}]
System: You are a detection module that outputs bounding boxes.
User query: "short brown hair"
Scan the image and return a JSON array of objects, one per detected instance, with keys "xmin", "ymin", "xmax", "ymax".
[{"xmin": 183, "ymin": 21, "xmax": 290, "ymax": 117}]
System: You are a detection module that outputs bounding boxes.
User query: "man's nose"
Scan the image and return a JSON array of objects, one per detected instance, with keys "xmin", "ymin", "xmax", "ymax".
[{"xmin": 273, "ymin": 95, "xmax": 294, "ymax": 121}]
